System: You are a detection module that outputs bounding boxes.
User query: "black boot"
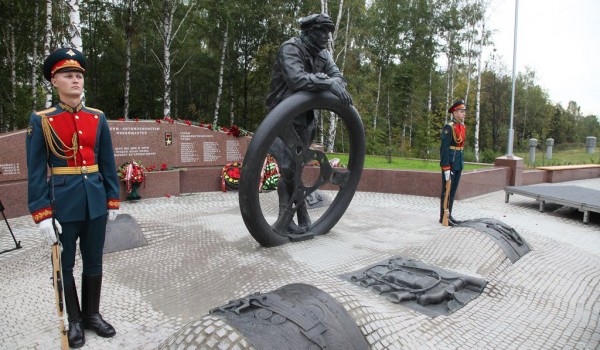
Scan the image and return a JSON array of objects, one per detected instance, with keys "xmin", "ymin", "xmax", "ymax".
[
  {"xmin": 448, "ymin": 199, "xmax": 461, "ymax": 225},
  {"xmin": 82, "ymin": 274, "xmax": 116, "ymax": 337},
  {"xmin": 64, "ymin": 279, "xmax": 85, "ymax": 348}
]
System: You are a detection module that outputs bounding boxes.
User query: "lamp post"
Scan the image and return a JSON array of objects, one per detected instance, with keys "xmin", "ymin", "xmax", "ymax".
[{"xmin": 507, "ymin": 0, "xmax": 519, "ymax": 156}]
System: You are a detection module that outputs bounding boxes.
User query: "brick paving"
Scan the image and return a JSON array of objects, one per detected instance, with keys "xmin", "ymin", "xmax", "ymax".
[{"xmin": 0, "ymin": 178, "xmax": 599, "ymax": 349}]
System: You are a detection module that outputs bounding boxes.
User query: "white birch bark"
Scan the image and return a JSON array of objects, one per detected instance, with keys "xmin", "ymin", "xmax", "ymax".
[
  {"xmin": 44, "ymin": 0, "xmax": 52, "ymax": 108},
  {"xmin": 162, "ymin": 0, "xmax": 174, "ymax": 118},
  {"xmin": 464, "ymin": 21, "xmax": 476, "ymax": 107},
  {"xmin": 474, "ymin": 22, "xmax": 484, "ymax": 162},
  {"xmin": 152, "ymin": 0, "xmax": 194, "ymax": 118},
  {"xmin": 66, "ymin": 0, "xmax": 84, "ymax": 102},
  {"xmin": 31, "ymin": 1, "xmax": 39, "ymax": 112},
  {"xmin": 374, "ymin": 65, "xmax": 382, "ymax": 130},
  {"xmin": 66, "ymin": 0, "xmax": 83, "ymax": 51},
  {"xmin": 124, "ymin": 0, "xmax": 134, "ymax": 120},
  {"xmin": 229, "ymin": 83, "xmax": 235, "ymax": 125},
  {"xmin": 326, "ymin": 0, "xmax": 346, "ymax": 153},
  {"xmin": 6, "ymin": 21, "xmax": 16, "ymax": 129},
  {"xmin": 213, "ymin": 21, "xmax": 229, "ymax": 127}
]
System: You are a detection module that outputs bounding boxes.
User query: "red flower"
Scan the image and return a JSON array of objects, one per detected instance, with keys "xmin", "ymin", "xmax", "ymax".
[
  {"xmin": 185, "ymin": 120, "xmax": 191, "ymax": 126},
  {"xmin": 227, "ymin": 167, "xmax": 240, "ymax": 178},
  {"xmin": 156, "ymin": 119, "xmax": 161, "ymax": 123},
  {"xmin": 207, "ymin": 124, "xmax": 213, "ymax": 130},
  {"xmin": 161, "ymin": 163, "xmax": 168, "ymax": 171},
  {"xmin": 118, "ymin": 118, "xmax": 124, "ymax": 121},
  {"xmin": 229, "ymin": 124, "xmax": 241, "ymax": 137},
  {"xmin": 135, "ymin": 118, "xmax": 139, "ymax": 122}
]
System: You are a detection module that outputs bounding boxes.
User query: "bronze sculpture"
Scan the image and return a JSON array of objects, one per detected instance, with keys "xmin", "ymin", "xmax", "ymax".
[{"xmin": 239, "ymin": 14, "xmax": 365, "ymax": 247}]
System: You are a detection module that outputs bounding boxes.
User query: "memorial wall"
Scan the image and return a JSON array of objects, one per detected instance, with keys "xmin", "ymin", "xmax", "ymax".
[{"xmin": 0, "ymin": 121, "xmax": 251, "ymax": 218}]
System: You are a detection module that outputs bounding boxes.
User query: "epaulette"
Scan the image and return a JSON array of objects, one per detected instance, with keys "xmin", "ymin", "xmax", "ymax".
[
  {"xmin": 85, "ymin": 106, "xmax": 104, "ymax": 114},
  {"xmin": 34, "ymin": 107, "xmax": 56, "ymax": 116}
]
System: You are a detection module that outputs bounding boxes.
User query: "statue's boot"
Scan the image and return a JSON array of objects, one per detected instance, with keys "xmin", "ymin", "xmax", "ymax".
[
  {"xmin": 276, "ymin": 179, "xmax": 301, "ymax": 233},
  {"xmin": 296, "ymin": 203, "xmax": 311, "ymax": 230}
]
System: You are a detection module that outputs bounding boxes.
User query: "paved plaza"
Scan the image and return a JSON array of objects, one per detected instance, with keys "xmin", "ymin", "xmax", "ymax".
[{"xmin": 1, "ymin": 178, "xmax": 599, "ymax": 349}]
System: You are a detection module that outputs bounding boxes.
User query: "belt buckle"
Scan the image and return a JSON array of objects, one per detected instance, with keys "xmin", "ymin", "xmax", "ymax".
[{"xmin": 80, "ymin": 166, "xmax": 88, "ymax": 174}]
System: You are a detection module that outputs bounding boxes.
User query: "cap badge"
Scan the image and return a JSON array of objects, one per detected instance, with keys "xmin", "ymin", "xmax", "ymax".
[{"xmin": 66, "ymin": 49, "xmax": 76, "ymax": 56}]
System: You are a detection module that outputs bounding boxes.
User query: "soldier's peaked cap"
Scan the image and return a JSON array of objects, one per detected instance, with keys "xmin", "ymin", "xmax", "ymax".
[
  {"xmin": 448, "ymin": 99, "xmax": 466, "ymax": 113},
  {"xmin": 43, "ymin": 47, "xmax": 86, "ymax": 82},
  {"xmin": 299, "ymin": 13, "xmax": 335, "ymax": 32}
]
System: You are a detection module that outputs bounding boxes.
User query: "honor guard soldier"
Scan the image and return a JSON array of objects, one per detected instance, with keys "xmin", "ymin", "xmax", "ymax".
[
  {"xmin": 439, "ymin": 100, "xmax": 467, "ymax": 226},
  {"xmin": 26, "ymin": 47, "xmax": 120, "ymax": 348}
]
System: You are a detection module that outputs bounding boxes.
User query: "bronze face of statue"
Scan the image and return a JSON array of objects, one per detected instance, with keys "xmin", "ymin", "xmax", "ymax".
[{"xmin": 265, "ymin": 13, "xmax": 353, "ymax": 234}]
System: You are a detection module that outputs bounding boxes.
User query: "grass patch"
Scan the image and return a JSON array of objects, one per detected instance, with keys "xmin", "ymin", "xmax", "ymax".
[
  {"xmin": 327, "ymin": 153, "xmax": 490, "ymax": 172},
  {"xmin": 514, "ymin": 149, "xmax": 600, "ymax": 168}
]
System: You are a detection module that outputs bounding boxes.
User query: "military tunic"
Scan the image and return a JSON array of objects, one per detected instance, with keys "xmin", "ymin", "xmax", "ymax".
[{"xmin": 26, "ymin": 102, "xmax": 120, "ymax": 224}]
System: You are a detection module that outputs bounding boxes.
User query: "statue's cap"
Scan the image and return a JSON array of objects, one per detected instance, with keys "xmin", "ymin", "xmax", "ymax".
[
  {"xmin": 299, "ymin": 14, "xmax": 335, "ymax": 32},
  {"xmin": 43, "ymin": 48, "xmax": 86, "ymax": 81}
]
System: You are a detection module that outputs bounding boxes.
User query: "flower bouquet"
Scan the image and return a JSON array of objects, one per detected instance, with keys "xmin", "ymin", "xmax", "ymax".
[
  {"xmin": 259, "ymin": 155, "xmax": 279, "ymax": 191},
  {"xmin": 118, "ymin": 160, "xmax": 145, "ymax": 200},
  {"xmin": 221, "ymin": 162, "xmax": 242, "ymax": 192}
]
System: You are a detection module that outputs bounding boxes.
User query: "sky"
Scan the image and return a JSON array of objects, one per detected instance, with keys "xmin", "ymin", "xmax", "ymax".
[{"xmin": 485, "ymin": 0, "xmax": 600, "ymax": 116}]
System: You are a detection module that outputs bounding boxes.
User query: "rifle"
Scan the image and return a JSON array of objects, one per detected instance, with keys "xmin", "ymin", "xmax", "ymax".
[
  {"xmin": 51, "ymin": 201, "xmax": 69, "ymax": 349},
  {"xmin": 442, "ymin": 178, "xmax": 451, "ymax": 227}
]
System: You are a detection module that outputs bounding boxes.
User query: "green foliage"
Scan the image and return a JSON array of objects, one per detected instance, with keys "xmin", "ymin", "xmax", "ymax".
[{"xmin": 0, "ymin": 0, "xmax": 597, "ymax": 162}]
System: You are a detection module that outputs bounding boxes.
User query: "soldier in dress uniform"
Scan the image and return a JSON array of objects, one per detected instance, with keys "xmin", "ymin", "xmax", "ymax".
[
  {"xmin": 266, "ymin": 13, "xmax": 353, "ymax": 233},
  {"xmin": 439, "ymin": 100, "xmax": 467, "ymax": 226},
  {"xmin": 26, "ymin": 47, "xmax": 120, "ymax": 348}
]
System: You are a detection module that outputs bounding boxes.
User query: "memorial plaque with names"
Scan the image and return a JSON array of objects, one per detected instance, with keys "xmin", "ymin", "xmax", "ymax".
[
  {"xmin": 1, "ymin": 121, "xmax": 251, "ymax": 186},
  {"xmin": 0, "ymin": 130, "xmax": 27, "ymax": 182}
]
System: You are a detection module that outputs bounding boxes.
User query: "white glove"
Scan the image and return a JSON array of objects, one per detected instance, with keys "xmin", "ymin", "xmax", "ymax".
[
  {"xmin": 108, "ymin": 209, "xmax": 119, "ymax": 221},
  {"xmin": 444, "ymin": 170, "xmax": 451, "ymax": 182},
  {"xmin": 39, "ymin": 218, "xmax": 61, "ymax": 245}
]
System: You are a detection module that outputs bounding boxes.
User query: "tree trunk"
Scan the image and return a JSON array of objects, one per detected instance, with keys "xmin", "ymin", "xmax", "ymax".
[
  {"xmin": 374, "ymin": 65, "xmax": 382, "ymax": 130},
  {"xmin": 229, "ymin": 82, "xmax": 235, "ymax": 125},
  {"xmin": 5, "ymin": 18, "xmax": 16, "ymax": 130},
  {"xmin": 66, "ymin": 0, "xmax": 84, "ymax": 102},
  {"xmin": 162, "ymin": 0, "xmax": 174, "ymax": 118},
  {"xmin": 326, "ymin": 0, "xmax": 347, "ymax": 152},
  {"xmin": 124, "ymin": 0, "xmax": 134, "ymax": 120},
  {"xmin": 474, "ymin": 22, "xmax": 484, "ymax": 162},
  {"xmin": 31, "ymin": 0, "xmax": 39, "ymax": 112},
  {"xmin": 44, "ymin": 0, "xmax": 52, "ymax": 108},
  {"xmin": 464, "ymin": 21, "xmax": 476, "ymax": 107},
  {"xmin": 213, "ymin": 21, "xmax": 229, "ymax": 127}
]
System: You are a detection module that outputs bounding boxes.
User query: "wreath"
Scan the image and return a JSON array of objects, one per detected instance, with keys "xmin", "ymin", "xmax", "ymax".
[
  {"xmin": 118, "ymin": 160, "xmax": 145, "ymax": 193},
  {"xmin": 259, "ymin": 155, "xmax": 280, "ymax": 191},
  {"xmin": 221, "ymin": 162, "xmax": 242, "ymax": 191}
]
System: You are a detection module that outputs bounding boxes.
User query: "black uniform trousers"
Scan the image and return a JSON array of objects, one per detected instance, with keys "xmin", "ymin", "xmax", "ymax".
[
  {"xmin": 440, "ymin": 169, "xmax": 462, "ymax": 219},
  {"xmin": 59, "ymin": 213, "xmax": 108, "ymax": 285}
]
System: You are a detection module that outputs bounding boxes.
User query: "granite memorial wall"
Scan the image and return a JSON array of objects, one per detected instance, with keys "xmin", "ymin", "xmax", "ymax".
[{"xmin": 0, "ymin": 121, "xmax": 251, "ymax": 218}]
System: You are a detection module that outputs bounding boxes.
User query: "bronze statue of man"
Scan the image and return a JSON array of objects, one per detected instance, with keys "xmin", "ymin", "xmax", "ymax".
[{"xmin": 266, "ymin": 13, "xmax": 353, "ymax": 233}]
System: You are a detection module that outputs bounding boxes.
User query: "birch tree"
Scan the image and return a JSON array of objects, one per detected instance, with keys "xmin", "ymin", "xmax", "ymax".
[
  {"xmin": 43, "ymin": 0, "xmax": 53, "ymax": 107},
  {"xmin": 213, "ymin": 20, "xmax": 228, "ymax": 127},
  {"xmin": 66, "ymin": 0, "xmax": 84, "ymax": 102},
  {"xmin": 3, "ymin": 7, "xmax": 16, "ymax": 130},
  {"xmin": 326, "ymin": 1, "xmax": 350, "ymax": 153},
  {"xmin": 123, "ymin": 0, "xmax": 137, "ymax": 120},
  {"xmin": 31, "ymin": 0, "xmax": 40, "ymax": 112},
  {"xmin": 152, "ymin": 0, "xmax": 194, "ymax": 118}
]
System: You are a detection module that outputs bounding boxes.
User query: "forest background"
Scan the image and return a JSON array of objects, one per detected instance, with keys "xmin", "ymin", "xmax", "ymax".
[{"xmin": 1, "ymin": 0, "xmax": 599, "ymax": 164}]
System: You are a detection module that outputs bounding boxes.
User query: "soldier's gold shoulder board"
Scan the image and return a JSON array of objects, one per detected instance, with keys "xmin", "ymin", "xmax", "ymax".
[
  {"xmin": 34, "ymin": 107, "xmax": 56, "ymax": 116},
  {"xmin": 85, "ymin": 106, "xmax": 104, "ymax": 114}
]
